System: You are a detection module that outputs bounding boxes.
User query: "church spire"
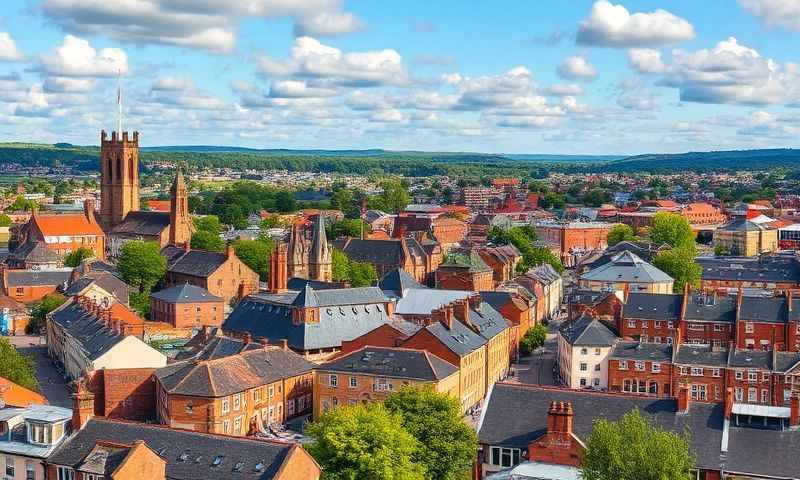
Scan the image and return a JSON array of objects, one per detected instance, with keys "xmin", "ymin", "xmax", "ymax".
[{"xmin": 308, "ymin": 214, "xmax": 332, "ymax": 282}]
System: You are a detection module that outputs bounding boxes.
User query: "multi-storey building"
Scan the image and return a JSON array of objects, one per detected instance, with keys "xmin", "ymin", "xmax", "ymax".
[
  {"xmin": 149, "ymin": 283, "xmax": 225, "ymax": 328},
  {"xmin": 697, "ymin": 254, "xmax": 800, "ymax": 296},
  {"xmin": 0, "ymin": 404, "xmax": 72, "ymax": 480},
  {"xmin": 557, "ymin": 315, "xmax": 617, "ymax": 389}
]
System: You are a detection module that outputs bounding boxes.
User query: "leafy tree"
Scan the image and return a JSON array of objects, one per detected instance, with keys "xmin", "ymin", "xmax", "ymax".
[
  {"xmin": 522, "ymin": 246, "xmax": 564, "ymax": 274},
  {"xmin": 0, "ymin": 214, "xmax": 12, "ymax": 227},
  {"xmin": 307, "ymin": 402, "xmax": 426, "ymax": 480},
  {"xmin": 118, "ymin": 241, "xmax": 167, "ymax": 293},
  {"xmin": 193, "ymin": 215, "xmax": 222, "ymax": 234},
  {"xmin": 653, "ymin": 246, "xmax": 701, "ymax": 293},
  {"xmin": 191, "ymin": 230, "xmax": 224, "ymax": 252},
  {"xmin": 582, "ymin": 188, "xmax": 609, "ymax": 207},
  {"xmin": 0, "ymin": 337, "xmax": 38, "ymax": 391},
  {"xmin": 27, "ymin": 293, "xmax": 67, "ymax": 335},
  {"xmin": 328, "ymin": 218, "xmax": 369, "ymax": 239},
  {"xmin": 275, "ymin": 190, "xmax": 298, "ymax": 213},
  {"xmin": 713, "ymin": 244, "xmax": 730, "ymax": 256},
  {"xmin": 332, "ymin": 249, "xmax": 378, "ymax": 287},
  {"xmin": 63, "ymin": 247, "xmax": 94, "ymax": 267},
  {"xmin": 371, "ymin": 179, "xmax": 411, "ymax": 214},
  {"xmin": 129, "ymin": 291, "xmax": 151, "ymax": 318},
  {"xmin": 233, "ymin": 237, "xmax": 275, "ymax": 281},
  {"xmin": 607, "ymin": 224, "xmax": 636, "ymax": 246},
  {"xmin": 582, "ymin": 409, "xmax": 695, "ymax": 480},
  {"xmin": 221, "ymin": 204, "xmax": 247, "ymax": 229},
  {"xmin": 9, "ymin": 195, "xmax": 38, "ymax": 212},
  {"xmin": 650, "ymin": 212, "xmax": 696, "ymax": 249},
  {"xmin": 538, "ymin": 191, "xmax": 566, "ymax": 209},
  {"xmin": 384, "ymin": 386, "xmax": 477, "ymax": 480},
  {"xmin": 520, "ymin": 324, "xmax": 548, "ymax": 355},
  {"xmin": 491, "ymin": 226, "xmax": 563, "ymax": 273},
  {"xmin": 332, "ymin": 249, "xmax": 350, "ymax": 283}
]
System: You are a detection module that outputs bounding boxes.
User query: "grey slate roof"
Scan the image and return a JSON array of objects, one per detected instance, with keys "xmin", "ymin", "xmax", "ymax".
[
  {"xmin": 7, "ymin": 241, "xmax": 60, "ymax": 263},
  {"xmin": 559, "ymin": 315, "xmax": 616, "ymax": 347},
  {"xmin": 477, "ymin": 383, "xmax": 800, "ymax": 479},
  {"xmin": 421, "ymin": 317, "xmax": 488, "ymax": 357},
  {"xmin": 674, "ymin": 344, "xmax": 729, "ymax": 367},
  {"xmin": 47, "ymin": 418, "xmax": 299, "ymax": 480},
  {"xmin": 166, "ymin": 249, "xmax": 229, "ymax": 277},
  {"xmin": 110, "ymin": 210, "xmax": 170, "ymax": 236},
  {"xmin": 286, "ymin": 277, "xmax": 343, "ymax": 291},
  {"xmin": 738, "ymin": 296, "xmax": 800, "ymax": 323},
  {"xmin": 524, "ymin": 263, "xmax": 560, "ymax": 286},
  {"xmin": 468, "ymin": 302, "xmax": 511, "ymax": 341},
  {"xmin": 341, "ymin": 238, "xmax": 406, "ymax": 265},
  {"xmin": 224, "ymin": 287, "xmax": 391, "ymax": 351},
  {"xmin": 580, "ymin": 250, "xmax": 672, "ymax": 283},
  {"xmin": 151, "ymin": 283, "xmax": 222, "ymax": 304},
  {"xmin": 319, "ymin": 347, "xmax": 458, "ymax": 381},
  {"xmin": 586, "ymin": 241, "xmax": 661, "ymax": 270},
  {"xmin": 775, "ymin": 351, "xmax": 800, "ymax": 373},
  {"xmin": 683, "ymin": 294, "xmax": 736, "ymax": 323},
  {"xmin": 0, "ymin": 404, "xmax": 71, "ymax": 459},
  {"xmin": 697, "ymin": 255, "xmax": 800, "ymax": 283},
  {"xmin": 175, "ymin": 334, "xmax": 262, "ymax": 361},
  {"xmin": 729, "ymin": 349, "xmax": 772, "ymax": 370},
  {"xmin": 5, "ymin": 269, "xmax": 70, "ymax": 287},
  {"xmin": 64, "ymin": 272, "xmax": 130, "ymax": 305},
  {"xmin": 610, "ymin": 341, "xmax": 672, "ymax": 362},
  {"xmin": 155, "ymin": 347, "xmax": 315, "ymax": 397},
  {"xmin": 622, "ymin": 292, "xmax": 682, "ymax": 320},
  {"xmin": 378, "ymin": 268, "xmax": 424, "ymax": 294},
  {"xmin": 393, "ymin": 288, "xmax": 472, "ymax": 316},
  {"xmin": 48, "ymin": 300, "xmax": 126, "ymax": 360}
]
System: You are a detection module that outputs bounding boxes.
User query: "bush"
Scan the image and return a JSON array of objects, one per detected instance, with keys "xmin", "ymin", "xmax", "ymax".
[{"xmin": 520, "ymin": 324, "xmax": 548, "ymax": 356}]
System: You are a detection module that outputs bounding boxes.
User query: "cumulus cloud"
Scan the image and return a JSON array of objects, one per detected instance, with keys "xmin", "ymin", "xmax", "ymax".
[
  {"xmin": 627, "ymin": 48, "xmax": 665, "ymax": 74},
  {"xmin": 577, "ymin": 0, "xmax": 695, "ymax": 47},
  {"xmin": 556, "ymin": 55, "xmax": 597, "ymax": 80},
  {"xmin": 40, "ymin": 35, "xmax": 127, "ymax": 77},
  {"xmin": 152, "ymin": 76, "xmax": 193, "ymax": 91},
  {"xmin": 0, "ymin": 32, "xmax": 24, "ymax": 61},
  {"xmin": 43, "ymin": 77, "xmax": 96, "ymax": 93},
  {"xmin": 257, "ymin": 37, "xmax": 407, "ymax": 87},
  {"xmin": 545, "ymin": 83, "xmax": 585, "ymax": 96},
  {"xmin": 617, "ymin": 93, "xmax": 656, "ymax": 110},
  {"xmin": 42, "ymin": 0, "xmax": 364, "ymax": 54},
  {"xmin": 659, "ymin": 37, "xmax": 797, "ymax": 105},
  {"xmin": 268, "ymin": 80, "xmax": 337, "ymax": 98},
  {"xmin": 739, "ymin": 0, "xmax": 800, "ymax": 31}
]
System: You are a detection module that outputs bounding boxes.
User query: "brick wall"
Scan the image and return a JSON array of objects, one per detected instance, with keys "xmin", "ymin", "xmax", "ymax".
[
  {"xmin": 608, "ymin": 359, "xmax": 673, "ymax": 397},
  {"xmin": 102, "ymin": 368, "xmax": 157, "ymax": 421}
]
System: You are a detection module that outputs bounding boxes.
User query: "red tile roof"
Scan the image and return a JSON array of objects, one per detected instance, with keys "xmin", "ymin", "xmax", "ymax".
[
  {"xmin": 33, "ymin": 213, "xmax": 104, "ymax": 237},
  {"xmin": 146, "ymin": 199, "xmax": 171, "ymax": 212},
  {"xmin": 0, "ymin": 377, "xmax": 46, "ymax": 407}
]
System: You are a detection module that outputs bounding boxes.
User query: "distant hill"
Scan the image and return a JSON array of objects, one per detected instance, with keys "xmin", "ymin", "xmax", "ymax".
[
  {"xmin": 599, "ymin": 148, "xmax": 800, "ymax": 173},
  {"xmin": 503, "ymin": 153, "xmax": 624, "ymax": 163}
]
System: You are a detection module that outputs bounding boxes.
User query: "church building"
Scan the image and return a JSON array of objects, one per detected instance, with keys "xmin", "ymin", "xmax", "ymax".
[{"xmin": 287, "ymin": 214, "xmax": 332, "ymax": 283}]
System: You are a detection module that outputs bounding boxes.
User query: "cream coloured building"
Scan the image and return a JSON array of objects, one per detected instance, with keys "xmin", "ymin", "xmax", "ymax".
[
  {"xmin": 714, "ymin": 218, "xmax": 778, "ymax": 257},
  {"xmin": 557, "ymin": 315, "xmax": 617, "ymax": 389},
  {"xmin": 579, "ymin": 250, "xmax": 673, "ymax": 294}
]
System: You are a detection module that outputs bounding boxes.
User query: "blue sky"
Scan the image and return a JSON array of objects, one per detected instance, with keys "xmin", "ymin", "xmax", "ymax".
[{"xmin": 1, "ymin": 0, "xmax": 800, "ymax": 154}]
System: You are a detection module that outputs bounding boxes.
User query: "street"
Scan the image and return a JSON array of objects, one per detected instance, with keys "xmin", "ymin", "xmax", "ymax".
[
  {"xmin": 510, "ymin": 312, "xmax": 564, "ymax": 387},
  {"xmin": 8, "ymin": 335, "xmax": 72, "ymax": 408}
]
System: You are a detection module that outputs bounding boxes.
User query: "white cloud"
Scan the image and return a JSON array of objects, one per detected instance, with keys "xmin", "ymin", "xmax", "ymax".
[
  {"xmin": 659, "ymin": 37, "xmax": 797, "ymax": 105},
  {"xmin": 617, "ymin": 93, "xmax": 656, "ymax": 110},
  {"xmin": 152, "ymin": 76, "xmax": 193, "ymax": 91},
  {"xmin": 577, "ymin": 0, "xmax": 695, "ymax": 47},
  {"xmin": 42, "ymin": 0, "xmax": 364, "ymax": 54},
  {"xmin": 627, "ymin": 48, "xmax": 665, "ymax": 74},
  {"xmin": 371, "ymin": 109, "xmax": 406, "ymax": 123},
  {"xmin": 43, "ymin": 77, "xmax": 96, "ymax": 93},
  {"xmin": 556, "ymin": 55, "xmax": 598, "ymax": 80},
  {"xmin": 739, "ymin": 0, "xmax": 800, "ymax": 31},
  {"xmin": 545, "ymin": 83, "xmax": 585, "ymax": 96},
  {"xmin": 268, "ymin": 80, "xmax": 337, "ymax": 98},
  {"xmin": 0, "ymin": 32, "xmax": 24, "ymax": 61},
  {"xmin": 257, "ymin": 37, "xmax": 407, "ymax": 87},
  {"xmin": 40, "ymin": 35, "xmax": 127, "ymax": 77}
]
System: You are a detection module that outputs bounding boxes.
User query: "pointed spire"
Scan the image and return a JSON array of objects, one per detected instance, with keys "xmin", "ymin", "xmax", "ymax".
[
  {"xmin": 310, "ymin": 214, "xmax": 329, "ymax": 263},
  {"xmin": 171, "ymin": 169, "xmax": 185, "ymax": 194}
]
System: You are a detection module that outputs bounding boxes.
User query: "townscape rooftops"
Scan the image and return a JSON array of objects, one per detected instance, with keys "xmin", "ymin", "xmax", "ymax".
[
  {"xmin": 392, "ymin": 288, "xmax": 472, "ymax": 316},
  {"xmin": 622, "ymin": 292, "xmax": 682, "ymax": 321},
  {"xmin": 7, "ymin": 240, "xmax": 60, "ymax": 264},
  {"xmin": 683, "ymin": 294, "xmax": 736, "ymax": 323},
  {"xmin": 559, "ymin": 315, "xmax": 617, "ymax": 347},
  {"xmin": 32, "ymin": 212, "xmax": 105, "ymax": 237},
  {"xmin": 378, "ymin": 268, "xmax": 424, "ymax": 295},
  {"xmin": 49, "ymin": 300, "xmax": 126, "ymax": 360},
  {"xmin": 0, "ymin": 404, "xmax": 72, "ymax": 459},
  {"xmin": 110, "ymin": 210, "xmax": 171, "ymax": 236},
  {"xmin": 164, "ymin": 248, "xmax": 230, "ymax": 278},
  {"xmin": 696, "ymin": 255, "xmax": 800, "ymax": 283},
  {"xmin": 64, "ymin": 271, "xmax": 130, "ymax": 305},
  {"xmin": 150, "ymin": 283, "xmax": 222, "ymax": 304},
  {"xmin": 320, "ymin": 346, "xmax": 458, "ymax": 381},
  {"xmin": 580, "ymin": 251, "xmax": 673, "ymax": 284},
  {"xmin": 4, "ymin": 269, "xmax": 71, "ymax": 287},
  {"xmin": 673, "ymin": 344, "xmax": 729, "ymax": 367},
  {"xmin": 609, "ymin": 341, "xmax": 672, "ymax": 362}
]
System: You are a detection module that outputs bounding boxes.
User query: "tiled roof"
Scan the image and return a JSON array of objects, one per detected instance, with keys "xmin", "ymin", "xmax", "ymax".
[
  {"xmin": 48, "ymin": 300, "xmax": 126, "ymax": 360},
  {"xmin": 32, "ymin": 213, "xmax": 104, "ymax": 237},
  {"xmin": 151, "ymin": 283, "xmax": 222, "ymax": 304},
  {"xmin": 341, "ymin": 238, "xmax": 405, "ymax": 265},
  {"xmin": 7, "ymin": 241, "xmax": 60, "ymax": 263},
  {"xmin": 738, "ymin": 296, "xmax": 800, "ymax": 323},
  {"xmin": 64, "ymin": 272, "xmax": 130, "ymax": 305},
  {"xmin": 418, "ymin": 317, "xmax": 487, "ymax": 357},
  {"xmin": 319, "ymin": 347, "xmax": 458, "ymax": 381},
  {"xmin": 47, "ymin": 418, "xmax": 304, "ymax": 480},
  {"xmin": 5, "ymin": 269, "xmax": 70, "ymax": 287},
  {"xmin": 609, "ymin": 341, "xmax": 672, "ymax": 362},
  {"xmin": 729, "ymin": 349, "xmax": 772, "ymax": 370},
  {"xmin": 439, "ymin": 251, "xmax": 492, "ymax": 273},
  {"xmin": 156, "ymin": 347, "xmax": 314, "ymax": 397},
  {"xmin": 0, "ymin": 377, "xmax": 47, "ymax": 407},
  {"xmin": 683, "ymin": 294, "xmax": 736, "ymax": 323},
  {"xmin": 166, "ymin": 250, "xmax": 229, "ymax": 277},
  {"xmin": 559, "ymin": 315, "xmax": 616, "ymax": 347},
  {"xmin": 697, "ymin": 255, "xmax": 800, "ymax": 283},
  {"xmin": 468, "ymin": 302, "xmax": 510, "ymax": 341},
  {"xmin": 586, "ymin": 241, "xmax": 662, "ymax": 270},
  {"xmin": 378, "ymin": 268, "xmax": 423, "ymax": 294},
  {"xmin": 110, "ymin": 211, "xmax": 170, "ymax": 236},
  {"xmin": 673, "ymin": 344, "xmax": 728, "ymax": 367},
  {"xmin": 393, "ymin": 288, "xmax": 472, "ymax": 316},
  {"xmin": 580, "ymin": 251, "xmax": 672, "ymax": 283},
  {"xmin": 622, "ymin": 293, "xmax": 682, "ymax": 320}
]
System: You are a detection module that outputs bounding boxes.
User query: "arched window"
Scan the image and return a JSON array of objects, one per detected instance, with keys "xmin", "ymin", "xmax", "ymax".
[{"xmin": 649, "ymin": 381, "xmax": 659, "ymax": 395}]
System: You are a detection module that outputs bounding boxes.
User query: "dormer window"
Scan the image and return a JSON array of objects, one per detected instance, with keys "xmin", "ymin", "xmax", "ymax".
[{"xmin": 28, "ymin": 421, "xmax": 53, "ymax": 445}]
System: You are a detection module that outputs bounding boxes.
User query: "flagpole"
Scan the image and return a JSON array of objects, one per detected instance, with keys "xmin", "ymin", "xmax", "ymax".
[{"xmin": 117, "ymin": 70, "xmax": 122, "ymax": 134}]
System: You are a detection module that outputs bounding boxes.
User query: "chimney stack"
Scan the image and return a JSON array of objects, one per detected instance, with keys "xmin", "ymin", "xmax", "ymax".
[
  {"xmin": 279, "ymin": 339, "xmax": 289, "ymax": 350},
  {"xmin": 268, "ymin": 243, "xmax": 289, "ymax": 293},
  {"xmin": 259, "ymin": 337, "xmax": 270, "ymax": 346},
  {"xmin": 791, "ymin": 394, "xmax": 800, "ymax": 427},
  {"xmin": 226, "ymin": 244, "xmax": 235, "ymax": 259},
  {"xmin": 724, "ymin": 387, "xmax": 734, "ymax": 420},
  {"xmin": 677, "ymin": 386, "xmax": 689, "ymax": 414},
  {"xmin": 546, "ymin": 401, "xmax": 574, "ymax": 434},
  {"xmin": 71, "ymin": 380, "xmax": 95, "ymax": 431},
  {"xmin": 468, "ymin": 293, "xmax": 481, "ymax": 310},
  {"xmin": 243, "ymin": 332, "xmax": 252, "ymax": 345},
  {"xmin": 183, "ymin": 241, "xmax": 191, "ymax": 253},
  {"xmin": 454, "ymin": 299, "xmax": 470, "ymax": 324}
]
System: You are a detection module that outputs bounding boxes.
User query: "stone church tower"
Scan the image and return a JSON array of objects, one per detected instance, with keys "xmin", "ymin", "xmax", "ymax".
[
  {"xmin": 308, "ymin": 214, "xmax": 332, "ymax": 282},
  {"xmin": 169, "ymin": 170, "xmax": 192, "ymax": 246},
  {"xmin": 287, "ymin": 222, "xmax": 309, "ymax": 279},
  {"xmin": 99, "ymin": 130, "xmax": 140, "ymax": 230}
]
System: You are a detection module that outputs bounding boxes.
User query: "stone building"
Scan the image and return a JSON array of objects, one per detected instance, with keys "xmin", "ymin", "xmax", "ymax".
[{"xmin": 286, "ymin": 215, "xmax": 332, "ymax": 282}]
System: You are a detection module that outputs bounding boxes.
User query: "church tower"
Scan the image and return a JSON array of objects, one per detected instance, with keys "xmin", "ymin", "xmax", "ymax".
[
  {"xmin": 169, "ymin": 170, "xmax": 192, "ymax": 246},
  {"xmin": 308, "ymin": 214, "xmax": 332, "ymax": 282},
  {"xmin": 287, "ymin": 222, "xmax": 309, "ymax": 279},
  {"xmin": 99, "ymin": 130, "xmax": 139, "ymax": 230}
]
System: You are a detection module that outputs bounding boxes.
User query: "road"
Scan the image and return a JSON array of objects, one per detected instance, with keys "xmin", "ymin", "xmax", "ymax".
[
  {"xmin": 8, "ymin": 335, "xmax": 72, "ymax": 408},
  {"xmin": 510, "ymin": 314, "xmax": 564, "ymax": 387}
]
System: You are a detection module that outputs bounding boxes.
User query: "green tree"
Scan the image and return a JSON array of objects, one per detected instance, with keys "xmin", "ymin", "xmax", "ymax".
[
  {"xmin": 27, "ymin": 293, "xmax": 67, "ymax": 335},
  {"xmin": 520, "ymin": 324, "xmax": 548, "ymax": 355},
  {"xmin": 713, "ymin": 244, "xmax": 730, "ymax": 256},
  {"xmin": 193, "ymin": 215, "xmax": 222, "ymax": 234},
  {"xmin": 650, "ymin": 212, "xmax": 695, "ymax": 249},
  {"xmin": 653, "ymin": 246, "xmax": 701, "ymax": 293},
  {"xmin": 129, "ymin": 291, "xmax": 151, "ymax": 318},
  {"xmin": 384, "ymin": 386, "xmax": 477, "ymax": 480},
  {"xmin": 191, "ymin": 230, "xmax": 224, "ymax": 252},
  {"xmin": 332, "ymin": 249, "xmax": 378, "ymax": 287},
  {"xmin": 63, "ymin": 247, "xmax": 94, "ymax": 267},
  {"xmin": 0, "ymin": 337, "xmax": 38, "ymax": 391},
  {"xmin": 9, "ymin": 195, "xmax": 38, "ymax": 212},
  {"xmin": 0, "ymin": 214, "xmax": 12, "ymax": 227},
  {"xmin": 275, "ymin": 190, "xmax": 298, "ymax": 213},
  {"xmin": 328, "ymin": 218, "xmax": 369, "ymax": 239},
  {"xmin": 582, "ymin": 409, "xmax": 695, "ymax": 480},
  {"xmin": 233, "ymin": 237, "xmax": 275, "ymax": 281},
  {"xmin": 117, "ymin": 241, "xmax": 167, "ymax": 293},
  {"xmin": 371, "ymin": 179, "xmax": 411, "ymax": 214},
  {"xmin": 307, "ymin": 402, "xmax": 426, "ymax": 480},
  {"xmin": 607, "ymin": 224, "xmax": 636, "ymax": 246},
  {"xmin": 522, "ymin": 246, "xmax": 564, "ymax": 274}
]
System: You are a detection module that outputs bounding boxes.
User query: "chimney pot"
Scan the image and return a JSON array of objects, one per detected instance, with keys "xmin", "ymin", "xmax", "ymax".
[
  {"xmin": 71, "ymin": 379, "xmax": 95, "ymax": 431},
  {"xmin": 243, "ymin": 332, "xmax": 252, "ymax": 345},
  {"xmin": 259, "ymin": 337, "xmax": 269, "ymax": 346},
  {"xmin": 279, "ymin": 339, "xmax": 288, "ymax": 350}
]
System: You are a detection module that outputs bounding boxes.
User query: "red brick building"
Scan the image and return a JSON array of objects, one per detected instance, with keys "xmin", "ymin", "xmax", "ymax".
[
  {"xmin": 149, "ymin": 282, "xmax": 225, "ymax": 328},
  {"xmin": 534, "ymin": 222, "xmax": 612, "ymax": 266},
  {"xmin": 435, "ymin": 251, "xmax": 494, "ymax": 291}
]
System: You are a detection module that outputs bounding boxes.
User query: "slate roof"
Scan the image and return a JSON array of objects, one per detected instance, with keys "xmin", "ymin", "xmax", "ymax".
[
  {"xmin": 378, "ymin": 268, "xmax": 424, "ymax": 294},
  {"xmin": 683, "ymin": 294, "xmax": 736, "ymax": 323},
  {"xmin": 5, "ymin": 269, "xmax": 70, "ymax": 287},
  {"xmin": 151, "ymin": 283, "xmax": 222, "ymax": 304},
  {"xmin": 393, "ymin": 288, "xmax": 472, "ymax": 315},
  {"xmin": 524, "ymin": 263, "xmax": 560, "ymax": 285},
  {"xmin": 7, "ymin": 241, "xmax": 60, "ymax": 264},
  {"xmin": 166, "ymin": 249, "xmax": 230, "ymax": 278},
  {"xmin": 477, "ymin": 384, "xmax": 724, "ymax": 475},
  {"xmin": 559, "ymin": 315, "xmax": 616, "ymax": 347},
  {"xmin": 224, "ymin": 287, "xmax": 391, "ymax": 351},
  {"xmin": 479, "ymin": 290, "xmax": 528, "ymax": 314},
  {"xmin": 719, "ymin": 218, "xmax": 768, "ymax": 232},
  {"xmin": 64, "ymin": 272, "xmax": 130, "ymax": 305},
  {"xmin": 47, "ymin": 418, "xmax": 302, "ymax": 480},
  {"xmin": 110, "ymin": 211, "xmax": 170, "ymax": 237},
  {"xmin": 0, "ymin": 404, "xmax": 72, "ymax": 459},
  {"xmin": 175, "ymin": 332, "xmax": 262, "ymax": 361},
  {"xmin": 622, "ymin": 292, "xmax": 682, "ymax": 320},
  {"xmin": 48, "ymin": 300, "xmax": 126, "ymax": 360},
  {"xmin": 341, "ymin": 238, "xmax": 406, "ymax": 264},
  {"xmin": 580, "ymin": 251, "xmax": 673, "ymax": 284},
  {"xmin": 155, "ymin": 347, "xmax": 315, "ymax": 397},
  {"xmin": 420, "ymin": 316, "xmax": 488, "ymax": 357},
  {"xmin": 674, "ymin": 344, "xmax": 729, "ymax": 367},
  {"xmin": 78, "ymin": 443, "xmax": 131, "ymax": 475},
  {"xmin": 609, "ymin": 341, "xmax": 672, "ymax": 362},
  {"xmin": 729, "ymin": 349, "xmax": 772, "ymax": 370},
  {"xmin": 286, "ymin": 277, "xmax": 343, "ymax": 291},
  {"xmin": 774, "ymin": 351, "xmax": 800, "ymax": 373},
  {"xmin": 697, "ymin": 255, "xmax": 800, "ymax": 283},
  {"xmin": 738, "ymin": 296, "xmax": 800, "ymax": 323},
  {"xmin": 319, "ymin": 347, "xmax": 458, "ymax": 381},
  {"xmin": 586, "ymin": 241, "xmax": 662, "ymax": 270}
]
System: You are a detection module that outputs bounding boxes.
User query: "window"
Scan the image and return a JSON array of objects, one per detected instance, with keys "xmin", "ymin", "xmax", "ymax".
[
  {"xmin": 25, "ymin": 460, "xmax": 35, "ymax": 480},
  {"xmin": 6, "ymin": 457, "xmax": 15, "ymax": 477},
  {"xmin": 691, "ymin": 367, "xmax": 703, "ymax": 377},
  {"xmin": 85, "ymin": 474, "xmax": 102, "ymax": 480},
  {"xmin": 594, "ymin": 364, "xmax": 601, "ymax": 371},
  {"xmin": 762, "ymin": 372, "xmax": 770, "ymax": 382},
  {"xmin": 489, "ymin": 447, "xmax": 520, "ymax": 468},
  {"xmin": 594, "ymin": 348, "xmax": 601, "ymax": 355},
  {"xmin": 651, "ymin": 363, "xmax": 661, "ymax": 373},
  {"xmin": 667, "ymin": 321, "xmax": 674, "ymax": 329},
  {"xmin": 349, "ymin": 377, "xmax": 358, "ymax": 389},
  {"xmin": 618, "ymin": 361, "xmax": 628, "ymax": 370},
  {"xmin": 748, "ymin": 387, "xmax": 757, "ymax": 403},
  {"xmin": 642, "ymin": 321, "xmax": 648, "ymax": 329},
  {"xmin": 735, "ymin": 387, "xmax": 743, "ymax": 402},
  {"xmin": 253, "ymin": 389, "xmax": 261, "ymax": 403},
  {"xmin": 222, "ymin": 419, "xmax": 231, "ymax": 434},
  {"xmin": 761, "ymin": 389, "xmax": 769, "ymax": 404},
  {"xmin": 735, "ymin": 370, "xmax": 743, "ymax": 380},
  {"xmin": 16, "ymin": 287, "xmax": 24, "ymax": 295},
  {"xmin": 623, "ymin": 379, "xmax": 633, "ymax": 392},
  {"xmin": 580, "ymin": 348, "xmax": 588, "ymax": 355},
  {"xmin": 580, "ymin": 363, "xmax": 588, "ymax": 372},
  {"xmin": 580, "ymin": 378, "xmax": 587, "ymax": 387},
  {"xmin": 679, "ymin": 366, "xmax": 688, "ymax": 375},
  {"xmin": 649, "ymin": 381, "xmax": 658, "ymax": 395},
  {"xmin": 233, "ymin": 394, "xmax": 241, "ymax": 411},
  {"xmin": 57, "ymin": 468, "xmax": 75, "ymax": 480},
  {"xmin": 185, "ymin": 402, "xmax": 193, "ymax": 414},
  {"xmin": 287, "ymin": 399, "xmax": 295, "ymax": 416},
  {"xmin": 268, "ymin": 386, "xmax": 274, "ymax": 398},
  {"xmin": 712, "ymin": 368, "xmax": 721, "ymax": 378},
  {"xmin": 653, "ymin": 336, "xmax": 661, "ymax": 343},
  {"xmin": 627, "ymin": 320, "xmax": 636, "ymax": 328},
  {"xmin": 221, "ymin": 397, "xmax": 230, "ymax": 414},
  {"xmin": 654, "ymin": 321, "xmax": 661, "ymax": 329},
  {"xmin": 29, "ymin": 422, "xmax": 52, "ymax": 444},
  {"xmin": 329, "ymin": 374, "xmax": 338, "ymax": 388},
  {"xmin": 748, "ymin": 371, "xmax": 758, "ymax": 382},
  {"xmin": 234, "ymin": 416, "xmax": 242, "ymax": 434},
  {"xmin": 745, "ymin": 322, "xmax": 754, "ymax": 333},
  {"xmin": 635, "ymin": 362, "xmax": 645, "ymax": 371},
  {"xmin": 593, "ymin": 378, "xmax": 600, "ymax": 386},
  {"xmin": 714, "ymin": 324, "xmax": 724, "ymax": 332},
  {"xmin": 690, "ymin": 384, "xmax": 707, "ymax": 401}
]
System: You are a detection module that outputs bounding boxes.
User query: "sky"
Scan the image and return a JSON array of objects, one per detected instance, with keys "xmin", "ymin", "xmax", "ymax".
[{"xmin": 1, "ymin": 0, "xmax": 800, "ymax": 154}]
